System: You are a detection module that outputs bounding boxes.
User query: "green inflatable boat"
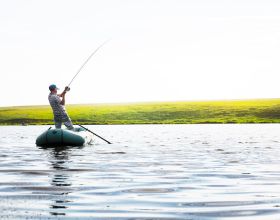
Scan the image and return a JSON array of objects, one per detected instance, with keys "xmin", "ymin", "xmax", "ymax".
[{"xmin": 36, "ymin": 127, "xmax": 94, "ymax": 147}]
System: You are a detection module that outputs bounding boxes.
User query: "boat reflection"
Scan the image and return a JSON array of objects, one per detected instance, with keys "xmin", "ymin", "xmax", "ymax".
[{"xmin": 39, "ymin": 146, "xmax": 83, "ymax": 217}]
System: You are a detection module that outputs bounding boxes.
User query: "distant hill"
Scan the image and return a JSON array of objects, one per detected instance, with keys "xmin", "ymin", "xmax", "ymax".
[{"xmin": 1, "ymin": 99, "xmax": 280, "ymax": 125}]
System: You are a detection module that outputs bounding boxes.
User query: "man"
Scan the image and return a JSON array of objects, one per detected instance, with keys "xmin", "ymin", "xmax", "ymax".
[{"xmin": 48, "ymin": 84, "xmax": 74, "ymax": 130}]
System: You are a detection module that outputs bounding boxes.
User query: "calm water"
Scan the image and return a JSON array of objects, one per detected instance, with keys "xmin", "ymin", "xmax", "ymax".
[{"xmin": 0, "ymin": 124, "xmax": 280, "ymax": 219}]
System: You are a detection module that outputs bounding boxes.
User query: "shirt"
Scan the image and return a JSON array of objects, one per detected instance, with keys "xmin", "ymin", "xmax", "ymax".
[{"xmin": 48, "ymin": 93, "xmax": 67, "ymax": 117}]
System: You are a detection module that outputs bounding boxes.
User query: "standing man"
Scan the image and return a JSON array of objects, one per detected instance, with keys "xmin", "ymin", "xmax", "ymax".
[{"xmin": 48, "ymin": 84, "xmax": 74, "ymax": 130}]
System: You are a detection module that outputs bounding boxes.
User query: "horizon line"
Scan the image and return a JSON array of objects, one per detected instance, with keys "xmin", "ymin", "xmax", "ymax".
[{"xmin": 1, "ymin": 97, "xmax": 280, "ymax": 108}]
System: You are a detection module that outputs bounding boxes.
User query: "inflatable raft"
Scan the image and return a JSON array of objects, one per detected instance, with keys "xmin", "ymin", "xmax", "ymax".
[{"xmin": 36, "ymin": 127, "xmax": 94, "ymax": 147}]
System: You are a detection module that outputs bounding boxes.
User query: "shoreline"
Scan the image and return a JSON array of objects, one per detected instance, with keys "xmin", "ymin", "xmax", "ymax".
[
  {"xmin": 1, "ymin": 99, "xmax": 280, "ymax": 125},
  {"xmin": 0, "ymin": 122, "xmax": 280, "ymax": 126}
]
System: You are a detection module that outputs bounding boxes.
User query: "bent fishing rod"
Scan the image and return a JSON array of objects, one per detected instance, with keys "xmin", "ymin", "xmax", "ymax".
[
  {"xmin": 65, "ymin": 40, "xmax": 109, "ymax": 91},
  {"xmin": 63, "ymin": 40, "xmax": 112, "ymax": 144}
]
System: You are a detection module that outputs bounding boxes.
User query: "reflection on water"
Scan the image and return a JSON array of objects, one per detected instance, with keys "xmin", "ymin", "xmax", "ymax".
[
  {"xmin": 46, "ymin": 147, "xmax": 74, "ymax": 216},
  {"xmin": 0, "ymin": 124, "xmax": 280, "ymax": 219}
]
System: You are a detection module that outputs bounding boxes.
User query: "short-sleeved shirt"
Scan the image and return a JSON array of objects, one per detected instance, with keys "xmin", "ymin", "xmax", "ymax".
[{"xmin": 48, "ymin": 93, "xmax": 68, "ymax": 118}]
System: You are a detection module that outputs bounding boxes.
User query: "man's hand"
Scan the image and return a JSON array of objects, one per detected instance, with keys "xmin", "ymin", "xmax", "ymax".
[{"xmin": 59, "ymin": 87, "xmax": 70, "ymax": 97}]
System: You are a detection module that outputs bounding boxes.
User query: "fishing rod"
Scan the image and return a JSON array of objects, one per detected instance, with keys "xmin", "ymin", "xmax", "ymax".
[
  {"xmin": 64, "ymin": 40, "xmax": 112, "ymax": 144},
  {"xmin": 65, "ymin": 40, "xmax": 109, "ymax": 91}
]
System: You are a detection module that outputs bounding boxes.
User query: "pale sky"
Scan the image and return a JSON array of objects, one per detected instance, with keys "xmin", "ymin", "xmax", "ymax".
[{"xmin": 1, "ymin": 0, "xmax": 280, "ymax": 106}]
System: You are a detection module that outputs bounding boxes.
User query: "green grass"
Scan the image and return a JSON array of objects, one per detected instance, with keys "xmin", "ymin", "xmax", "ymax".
[{"xmin": 1, "ymin": 99, "xmax": 280, "ymax": 125}]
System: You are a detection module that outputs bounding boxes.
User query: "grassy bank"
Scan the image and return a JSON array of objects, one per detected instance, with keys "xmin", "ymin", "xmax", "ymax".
[{"xmin": 1, "ymin": 99, "xmax": 280, "ymax": 125}]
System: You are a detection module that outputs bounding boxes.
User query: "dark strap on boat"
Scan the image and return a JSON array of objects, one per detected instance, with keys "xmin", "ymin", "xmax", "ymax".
[
  {"xmin": 61, "ymin": 129, "xmax": 64, "ymax": 144},
  {"xmin": 45, "ymin": 127, "xmax": 52, "ymax": 145}
]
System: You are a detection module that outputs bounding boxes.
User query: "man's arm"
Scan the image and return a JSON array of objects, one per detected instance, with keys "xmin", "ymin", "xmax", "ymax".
[
  {"xmin": 60, "ymin": 93, "xmax": 66, "ymax": 105},
  {"xmin": 58, "ymin": 87, "xmax": 70, "ymax": 105}
]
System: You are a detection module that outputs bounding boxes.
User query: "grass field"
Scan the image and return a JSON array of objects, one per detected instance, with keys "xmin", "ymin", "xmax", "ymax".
[{"xmin": 1, "ymin": 99, "xmax": 280, "ymax": 125}]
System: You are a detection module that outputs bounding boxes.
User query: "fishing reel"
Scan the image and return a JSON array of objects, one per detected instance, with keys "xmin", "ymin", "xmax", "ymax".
[{"xmin": 65, "ymin": 86, "xmax": 71, "ymax": 92}]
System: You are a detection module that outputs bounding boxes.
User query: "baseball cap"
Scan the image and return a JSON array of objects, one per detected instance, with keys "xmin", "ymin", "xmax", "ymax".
[{"xmin": 49, "ymin": 84, "xmax": 59, "ymax": 91}]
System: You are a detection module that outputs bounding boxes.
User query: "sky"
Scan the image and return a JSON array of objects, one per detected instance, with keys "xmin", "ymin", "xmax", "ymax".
[{"xmin": 1, "ymin": 0, "xmax": 280, "ymax": 106}]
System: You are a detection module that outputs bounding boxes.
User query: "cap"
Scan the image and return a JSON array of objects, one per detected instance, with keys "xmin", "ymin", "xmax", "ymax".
[{"xmin": 49, "ymin": 84, "xmax": 59, "ymax": 91}]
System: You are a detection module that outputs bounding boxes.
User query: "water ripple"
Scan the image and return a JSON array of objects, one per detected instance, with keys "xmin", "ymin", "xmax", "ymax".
[{"xmin": 0, "ymin": 124, "xmax": 280, "ymax": 219}]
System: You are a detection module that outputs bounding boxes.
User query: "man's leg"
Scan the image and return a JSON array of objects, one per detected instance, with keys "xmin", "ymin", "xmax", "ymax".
[
  {"xmin": 62, "ymin": 114, "xmax": 74, "ymax": 130},
  {"xmin": 64, "ymin": 120, "xmax": 74, "ymax": 130},
  {"xmin": 55, "ymin": 121, "xmax": 62, "ymax": 129},
  {"xmin": 54, "ymin": 115, "xmax": 62, "ymax": 129}
]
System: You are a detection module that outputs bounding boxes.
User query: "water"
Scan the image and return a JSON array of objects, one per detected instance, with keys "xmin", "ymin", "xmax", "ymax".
[{"xmin": 0, "ymin": 124, "xmax": 280, "ymax": 219}]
